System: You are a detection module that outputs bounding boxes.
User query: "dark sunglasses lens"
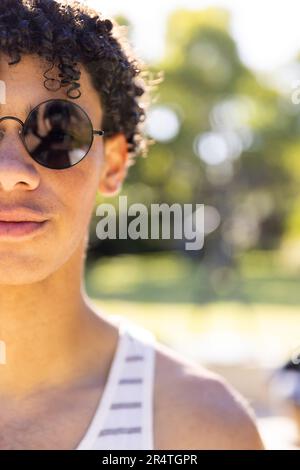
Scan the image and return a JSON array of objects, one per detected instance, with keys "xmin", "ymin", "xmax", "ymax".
[{"xmin": 22, "ymin": 100, "xmax": 93, "ymax": 169}]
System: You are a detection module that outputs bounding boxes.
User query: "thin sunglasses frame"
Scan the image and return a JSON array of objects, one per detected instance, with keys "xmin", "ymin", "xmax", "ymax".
[{"xmin": 0, "ymin": 98, "xmax": 105, "ymax": 170}]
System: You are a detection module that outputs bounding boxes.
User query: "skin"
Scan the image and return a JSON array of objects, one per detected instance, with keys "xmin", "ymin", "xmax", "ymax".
[{"xmin": 0, "ymin": 53, "xmax": 264, "ymax": 450}]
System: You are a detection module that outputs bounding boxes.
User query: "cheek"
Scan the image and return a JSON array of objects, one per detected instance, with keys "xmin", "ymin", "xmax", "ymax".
[{"xmin": 58, "ymin": 149, "xmax": 104, "ymax": 234}]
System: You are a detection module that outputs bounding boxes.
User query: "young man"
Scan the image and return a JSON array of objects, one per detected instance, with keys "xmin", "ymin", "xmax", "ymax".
[{"xmin": 0, "ymin": 0, "xmax": 264, "ymax": 450}]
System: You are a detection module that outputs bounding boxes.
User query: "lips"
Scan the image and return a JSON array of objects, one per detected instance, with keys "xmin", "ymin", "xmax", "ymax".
[
  {"xmin": 0, "ymin": 220, "xmax": 47, "ymax": 237},
  {"xmin": 0, "ymin": 207, "xmax": 50, "ymax": 239},
  {"xmin": 0, "ymin": 207, "xmax": 49, "ymax": 222}
]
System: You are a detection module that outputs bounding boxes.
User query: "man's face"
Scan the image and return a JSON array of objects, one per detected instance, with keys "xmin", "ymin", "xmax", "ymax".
[{"xmin": 0, "ymin": 53, "xmax": 110, "ymax": 284}]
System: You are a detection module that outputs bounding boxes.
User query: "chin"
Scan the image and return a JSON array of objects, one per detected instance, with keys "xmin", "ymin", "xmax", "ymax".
[
  {"xmin": 0, "ymin": 256, "xmax": 57, "ymax": 285},
  {"xmin": 0, "ymin": 270, "xmax": 48, "ymax": 285}
]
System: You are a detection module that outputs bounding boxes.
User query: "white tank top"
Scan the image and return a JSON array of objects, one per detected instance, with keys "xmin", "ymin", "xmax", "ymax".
[{"xmin": 76, "ymin": 315, "xmax": 156, "ymax": 450}]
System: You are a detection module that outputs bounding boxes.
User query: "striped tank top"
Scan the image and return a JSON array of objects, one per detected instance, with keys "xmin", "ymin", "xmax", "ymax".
[{"xmin": 76, "ymin": 315, "xmax": 156, "ymax": 450}]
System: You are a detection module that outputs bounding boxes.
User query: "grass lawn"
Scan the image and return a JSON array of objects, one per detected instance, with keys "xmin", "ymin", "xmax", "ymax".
[{"xmin": 85, "ymin": 250, "xmax": 300, "ymax": 366}]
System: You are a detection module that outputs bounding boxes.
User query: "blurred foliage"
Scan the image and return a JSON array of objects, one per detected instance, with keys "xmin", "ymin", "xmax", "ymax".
[
  {"xmin": 85, "ymin": 250, "xmax": 300, "ymax": 306},
  {"xmin": 88, "ymin": 7, "xmax": 300, "ymax": 269}
]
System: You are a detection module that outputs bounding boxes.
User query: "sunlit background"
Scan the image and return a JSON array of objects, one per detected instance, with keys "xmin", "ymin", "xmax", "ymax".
[{"xmin": 82, "ymin": 0, "xmax": 300, "ymax": 449}]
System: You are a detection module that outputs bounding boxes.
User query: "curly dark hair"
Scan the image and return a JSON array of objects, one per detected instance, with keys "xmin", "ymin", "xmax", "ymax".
[{"xmin": 0, "ymin": 0, "xmax": 157, "ymax": 159}]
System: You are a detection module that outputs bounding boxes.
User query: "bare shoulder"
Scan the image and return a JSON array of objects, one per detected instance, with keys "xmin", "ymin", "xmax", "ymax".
[{"xmin": 153, "ymin": 341, "xmax": 264, "ymax": 450}]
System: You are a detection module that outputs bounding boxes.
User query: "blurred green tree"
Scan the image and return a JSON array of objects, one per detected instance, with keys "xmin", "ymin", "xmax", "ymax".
[{"xmin": 88, "ymin": 7, "xmax": 299, "ymax": 269}]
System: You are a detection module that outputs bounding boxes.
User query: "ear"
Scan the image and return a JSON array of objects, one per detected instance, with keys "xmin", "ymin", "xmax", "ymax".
[{"xmin": 98, "ymin": 133, "xmax": 129, "ymax": 196}]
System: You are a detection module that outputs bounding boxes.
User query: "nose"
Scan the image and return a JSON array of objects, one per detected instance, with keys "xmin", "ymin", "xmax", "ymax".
[{"xmin": 0, "ymin": 122, "xmax": 40, "ymax": 193}]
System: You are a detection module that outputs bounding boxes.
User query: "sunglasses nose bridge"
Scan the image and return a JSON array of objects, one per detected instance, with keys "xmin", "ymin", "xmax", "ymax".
[
  {"xmin": 0, "ymin": 116, "xmax": 25, "ymax": 129},
  {"xmin": 0, "ymin": 117, "xmax": 25, "ymax": 146}
]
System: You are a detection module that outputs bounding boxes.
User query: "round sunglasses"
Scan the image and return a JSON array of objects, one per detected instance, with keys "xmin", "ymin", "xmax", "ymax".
[{"xmin": 0, "ymin": 98, "xmax": 105, "ymax": 170}]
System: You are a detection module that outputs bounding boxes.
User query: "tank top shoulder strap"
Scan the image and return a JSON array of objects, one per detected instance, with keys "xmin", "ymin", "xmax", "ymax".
[{"xmin": 76, "ymin": 315, "xmax": 156, "ymax": 450}]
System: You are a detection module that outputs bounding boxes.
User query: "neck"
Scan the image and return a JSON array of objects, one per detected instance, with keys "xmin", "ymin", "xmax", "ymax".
[{"xmin": 0, "ymin": 238, "xmax": 103, "ymax": 399}]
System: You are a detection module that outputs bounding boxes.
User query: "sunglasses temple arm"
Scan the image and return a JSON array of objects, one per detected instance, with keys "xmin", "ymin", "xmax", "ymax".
[{"xmin": 93, "ymin": 130, "xmax": 105, "ymax": 136}]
